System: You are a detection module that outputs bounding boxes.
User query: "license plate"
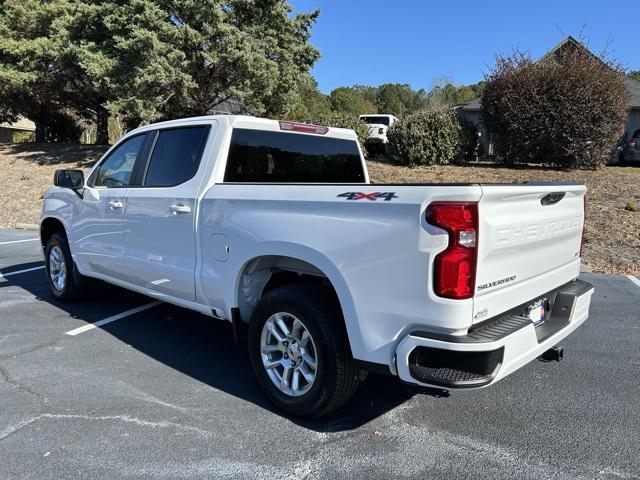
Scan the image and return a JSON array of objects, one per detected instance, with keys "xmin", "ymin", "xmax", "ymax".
[{"xmin": 528, "ymin": 298, "xmax": 548, "ymax": 326}]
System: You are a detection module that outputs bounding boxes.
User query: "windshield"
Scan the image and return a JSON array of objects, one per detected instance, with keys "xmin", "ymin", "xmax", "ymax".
[{"xmin": 360, "ymin": 116, "xmax": 390, "ymax": 126}]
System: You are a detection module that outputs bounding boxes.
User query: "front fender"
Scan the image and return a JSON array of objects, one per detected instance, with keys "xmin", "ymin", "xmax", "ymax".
[{"xmin": 41, "ymin": 188, "xmax": 78, "ymax": 262}]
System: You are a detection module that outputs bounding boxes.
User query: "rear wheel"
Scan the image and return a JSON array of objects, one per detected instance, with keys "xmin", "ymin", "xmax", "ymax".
[
  {"xmin": 248, "ymin": 284, "xmax": 361, "ymax": 418},
  {"xmin": 45, "ymin": 232, "xmax": 86, "ymax": 301}
]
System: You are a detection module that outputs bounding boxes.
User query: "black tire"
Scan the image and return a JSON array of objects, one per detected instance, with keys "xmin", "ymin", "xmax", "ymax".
[
  {"xmin": 44, "ymin": 232, "xmax": 87, "ymax": 301},
  {"xmin": 248, "ymin": 284, "xmax": 361, "ymax": 418}
]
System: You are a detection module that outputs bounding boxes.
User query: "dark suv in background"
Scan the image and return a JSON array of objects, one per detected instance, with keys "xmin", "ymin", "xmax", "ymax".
[{"xmin": 621, "ymin": 129, "xmax": 640, "ymax": 164}]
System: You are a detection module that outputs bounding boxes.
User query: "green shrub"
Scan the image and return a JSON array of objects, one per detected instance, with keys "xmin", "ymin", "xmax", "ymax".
[
  {"xmin": 455, "ymin": 115, "xmax": 479, "ymax": 163},
  {"xmin": 625, "ymin": 200, "xmax": 639, "ymax": 212},
  {"xmin": 313, "ymin": 112, "xmax": 371, "ymax": 153},
  {"xmin": 12, "ymin": 130, "xmax": 35, "ymax": 143},
  {"xmin": 386, "ymin": 108, "xmax": 474, "ymax": 166}
]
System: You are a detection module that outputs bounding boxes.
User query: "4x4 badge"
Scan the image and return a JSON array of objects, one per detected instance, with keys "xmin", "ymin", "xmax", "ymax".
[{"xmin": 337, "ymin": 192, "xmax": 398, "ymax": 201}]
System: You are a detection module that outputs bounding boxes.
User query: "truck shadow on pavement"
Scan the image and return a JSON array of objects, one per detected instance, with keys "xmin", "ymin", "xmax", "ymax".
[
  {"xmin": 102, "ymin": 303, "xmax": 450, "ymax": 432},
  {"xmin": 2, "ymin": 264, "xmax": 450, "ymax": 432}
]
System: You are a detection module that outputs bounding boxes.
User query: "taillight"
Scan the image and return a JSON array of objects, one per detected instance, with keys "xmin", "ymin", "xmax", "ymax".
[
  {"xmin": 426, "ymin": 202, "xmax": 478, "ymax": 299},
  {"xmin": 279, "ymin": 120, "xmax": 329, "ymax": 135}
]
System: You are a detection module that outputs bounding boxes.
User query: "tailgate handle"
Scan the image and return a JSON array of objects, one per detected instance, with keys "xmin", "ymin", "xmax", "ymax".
[{"xmin": 541, "ymin": 192, "xmax": 565, "ymax": 206}]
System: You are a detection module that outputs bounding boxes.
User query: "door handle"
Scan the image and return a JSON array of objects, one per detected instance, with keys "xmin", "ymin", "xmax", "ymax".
[
  {"xmin": 108, "ymin": 200, "xmax": 123, "ymax": 210},
  {"xmin": 170, "ymin": 204, "xmax": 191, "ymax": 215}
]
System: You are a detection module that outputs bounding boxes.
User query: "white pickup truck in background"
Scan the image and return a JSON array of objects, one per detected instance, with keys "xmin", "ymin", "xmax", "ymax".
[
  {"xmin": 359, "ymin": 114, "xmax": 398, "ymax": 154},
  {"xmin": 41, "ymin": 115, "xmax": 593, "ymax": 417}
]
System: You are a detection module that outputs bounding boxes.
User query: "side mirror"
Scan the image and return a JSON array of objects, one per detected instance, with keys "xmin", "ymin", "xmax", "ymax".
[{"xmin": 54, "ymin": 169, "xmax": 84, "ymax": 190}]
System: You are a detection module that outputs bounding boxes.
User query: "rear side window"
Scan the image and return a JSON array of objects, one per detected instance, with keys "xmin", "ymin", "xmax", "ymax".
[
  {"xmin": 224, "ymin": 129, "xmax": 365, "ymax": 183},
  {"xmin": 634, "ymin": 129, "xmax": 640, "ymax": 139},
  {"xmin": 144, "ymin": 126, "xmax": 209, "ymax": 187}
]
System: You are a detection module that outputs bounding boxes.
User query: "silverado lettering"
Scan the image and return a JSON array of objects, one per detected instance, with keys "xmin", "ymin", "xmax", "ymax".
[{"xmin": 477, "ymin": 275, "xmax": 517, "ymax": 291}]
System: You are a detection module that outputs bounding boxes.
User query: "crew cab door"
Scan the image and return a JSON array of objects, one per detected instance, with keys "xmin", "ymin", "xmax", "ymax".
[
  {"xmin": 73, "ymin": 133, "xmax": 150, "ymax": 281},
  {"xmin": 124, "ymin": 125, "xmax": 212, "ymax": 301}
]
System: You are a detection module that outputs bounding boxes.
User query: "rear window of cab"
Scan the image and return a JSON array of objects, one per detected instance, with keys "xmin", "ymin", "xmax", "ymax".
[
  {"xmin": 224, "ymin": 128, "xmax": 365, "ymax": 183},
  {"xmin": 360, "ymin": 116, "xmax": 391, "ymax": 126}
]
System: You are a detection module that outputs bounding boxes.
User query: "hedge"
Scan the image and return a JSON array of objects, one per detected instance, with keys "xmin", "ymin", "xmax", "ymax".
[{"xmin": 387, "ymin": 108, "xmax": 474, "ymax": 166}]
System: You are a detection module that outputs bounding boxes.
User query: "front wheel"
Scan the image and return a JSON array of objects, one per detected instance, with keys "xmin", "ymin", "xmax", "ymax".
[
  {"xmin": 45, "ymin": 232, "xmax": 86, "ymax": 301},
  {"xmin": 248, "ymin": 284, "xmax": 361, "ymax": 418}
]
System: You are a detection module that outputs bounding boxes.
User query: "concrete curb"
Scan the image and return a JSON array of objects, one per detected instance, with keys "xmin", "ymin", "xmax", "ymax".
[{"xmin": 15, "ymin": 223, "xmax": 38, "ymax": 231}]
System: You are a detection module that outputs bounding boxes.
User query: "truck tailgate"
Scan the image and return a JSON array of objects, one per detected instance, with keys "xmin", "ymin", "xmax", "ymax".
[{"xmin": 473, "ymin": 183, "xmax": 586, "ymax": 323}]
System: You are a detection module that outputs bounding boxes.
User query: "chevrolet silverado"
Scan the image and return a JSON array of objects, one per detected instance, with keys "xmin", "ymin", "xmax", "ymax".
[{"xmin": 41, "ymin": 115, "xmax": 594, "ymax": 417}]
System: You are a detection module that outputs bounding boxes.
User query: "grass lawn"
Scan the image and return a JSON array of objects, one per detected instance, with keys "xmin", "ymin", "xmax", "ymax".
[{"xmin": 0, "ymin": 143, "xmax": 637, "ymax": 274}]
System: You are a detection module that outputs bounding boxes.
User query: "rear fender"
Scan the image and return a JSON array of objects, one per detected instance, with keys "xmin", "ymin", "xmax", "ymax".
[{"xmin": 233, "ymin": 243, "xmax": 361, "ymax": 355}]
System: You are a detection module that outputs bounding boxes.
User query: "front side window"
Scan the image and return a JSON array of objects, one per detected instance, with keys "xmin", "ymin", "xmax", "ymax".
[
  {"xmin": 93, "ymin": 134, "xmax": 146, "ymax": 187},
  {"xmin": 144, "ymin": 126, "xmax": 209, "ymax": 187},
  {"xmin": 224, "ymin": 129, "xmax": 365, "ymax": 183}
]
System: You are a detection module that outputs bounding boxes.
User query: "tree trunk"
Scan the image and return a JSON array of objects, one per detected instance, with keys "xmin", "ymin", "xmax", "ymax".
[
  {"xmin": 95, "ymin": 106, "xmax": 109, "ymax": 145},
  {"xmin": 34, "ymin": 119, "xmax": 47, "ymax": 143}
]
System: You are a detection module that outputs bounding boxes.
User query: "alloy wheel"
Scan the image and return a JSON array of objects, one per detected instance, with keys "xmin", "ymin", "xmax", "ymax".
[
  {"xmin": 260, "ymin": 312, "xmax": 318, "ymax": 397},
  {"xmin": 48, "ymin": 245, "xmax": 67, "ymax": 291}
]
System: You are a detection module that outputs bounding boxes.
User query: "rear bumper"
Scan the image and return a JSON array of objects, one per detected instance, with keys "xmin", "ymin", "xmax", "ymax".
[{"xmin": 395, "ymin": 279, "xmax": 594, "ymax": 388}]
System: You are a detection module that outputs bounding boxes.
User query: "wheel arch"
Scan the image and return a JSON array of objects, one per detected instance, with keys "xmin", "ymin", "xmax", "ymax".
[
  {"xmin": 234, "ymin": 250, "xmax": 361, "ymax": 355},
  {"xmin": 40, "ymin": 216, "xmax": 69, "ymax": 248}
]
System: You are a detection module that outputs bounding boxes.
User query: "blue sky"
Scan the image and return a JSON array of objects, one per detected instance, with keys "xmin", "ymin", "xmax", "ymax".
[{"xmin": 289, "ymin": 0, "xmax": 640, "ymax": 93}]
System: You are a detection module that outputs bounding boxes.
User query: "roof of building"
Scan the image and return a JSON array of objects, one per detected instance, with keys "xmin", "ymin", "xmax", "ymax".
[
  {"xmin": 457, "ymin": 98, "xmax": 482, "ymax": 112},
  {"xmin": 541, "ymin": 35, "xmax": 593, "ymax": 62},
  {"xmin": 458, "ymin": 36, "xmax": 640, "ymax": 112},
  {"xmin": 0, "ymin": 117, "xmax": 36, "ymax": 131},
  {"xmin": 624, "ymin": 77, "xmax": 640, "ymax": 108}
]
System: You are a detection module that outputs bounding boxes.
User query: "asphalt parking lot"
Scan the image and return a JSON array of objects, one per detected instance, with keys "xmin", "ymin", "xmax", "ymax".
[{"xmin": 0, "ymin": 227, "xmax": 638, "ymax": 479}]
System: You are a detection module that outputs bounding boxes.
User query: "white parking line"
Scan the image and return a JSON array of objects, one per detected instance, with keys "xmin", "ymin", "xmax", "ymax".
[
  {"xmin": 626, "ymin": 275, "xmax": 640, "ymax": 289},
  {"xmin": 0, "ymin": 238, "xmax": 39, "ymax": 245},
  {"xmin": 0, "ymin": 265, "xmax": 45, "ymax": 280},
  {"xmin": 65, "ymin": 301, "xmax": 163, "ymax": 336}
]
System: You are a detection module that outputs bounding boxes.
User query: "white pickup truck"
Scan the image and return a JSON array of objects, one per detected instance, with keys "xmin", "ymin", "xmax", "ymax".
[
  {"xmin": 359, "ymin": 114, "xmax": 398, "ymax": 154},
  {"xmin": 41, "ymin": 115, "xmax": 594, "ymax": 417}
]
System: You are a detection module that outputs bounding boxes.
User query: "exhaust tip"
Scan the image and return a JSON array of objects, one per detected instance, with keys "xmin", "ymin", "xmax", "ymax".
[{"xmin": 539, "ymin": 346, "xmax": 564, "ymax": 362}]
